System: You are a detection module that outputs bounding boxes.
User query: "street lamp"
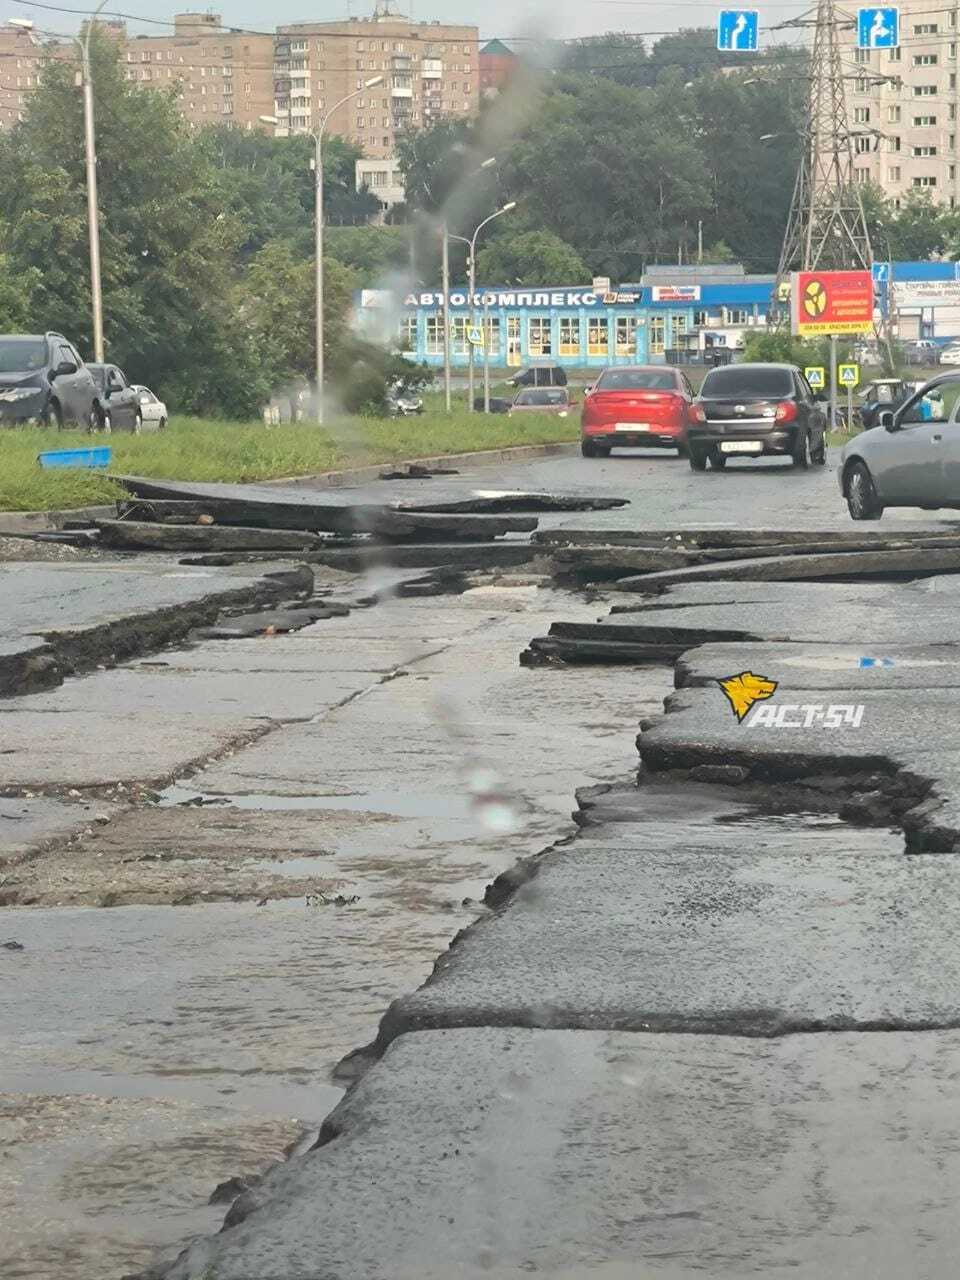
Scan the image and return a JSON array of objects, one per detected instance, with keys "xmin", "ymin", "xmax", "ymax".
[
  {"xmin": 440, "ymin": 155, "xmax": 496, "ymax": 413},
  {"xmin": 449, "ymin": 201, "xmax": 516, "ymax": 413},
  {"xmin": 16, "ymin": 5, "xmax": 108, "ymax": 358},
  {"xmin": 261, "ymin": 73, "xmax": 383, "ymax": 426}
]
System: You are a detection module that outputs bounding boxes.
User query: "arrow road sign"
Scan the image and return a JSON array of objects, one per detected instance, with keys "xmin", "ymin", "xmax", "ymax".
[
  {"xmin": 717, "ymin": 10, "xmax": 759, "ymax": 51},
  {"xmin": 857, "ymin": 7, "xmax": 899, "ymax": 49}
]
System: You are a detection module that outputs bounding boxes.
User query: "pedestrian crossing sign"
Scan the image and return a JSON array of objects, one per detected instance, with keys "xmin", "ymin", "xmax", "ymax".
[
  {"xmin": 805, "ymin": 366, "xmax": 826, "ymax": 389},
  {"xmin": 468, "ymin": 327, "xmax": 483, "ymax": 346},
  {"xmin": 838, "ymin": 364, "xmax": 860, "ymax": 388}
]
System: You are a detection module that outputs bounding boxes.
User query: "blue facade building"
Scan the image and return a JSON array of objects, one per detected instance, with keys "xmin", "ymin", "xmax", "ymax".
[{"xmin": 355, "ymin": 260, "xmax": 960, "ymax": 370}]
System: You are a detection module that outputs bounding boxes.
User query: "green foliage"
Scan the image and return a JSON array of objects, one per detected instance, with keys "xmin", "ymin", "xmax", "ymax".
[
  {"xmin": 741, "ymin": 331, "xmax": 813, "ymax": 366},
  {"xmin": 475, "ymin": 228, "xmax": 587, "ymax": 285},
  {"xmin": 324, "ymin": 226, "xmax": 410, "ymax": 283}
]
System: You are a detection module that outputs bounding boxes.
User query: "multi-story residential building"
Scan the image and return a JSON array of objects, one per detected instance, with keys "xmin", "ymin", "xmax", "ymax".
[
  {"xmin": 839, "ymin": 0, "xmax": 960, "ymax": 206},
  {"xmin": 272, "ymin": 6, "xmax": 480, "ymax": 156},
  {"xmin": 478, "ymin": 38, "xmax": 517, "ymax": 98},
  {"xmin": 120, "ymin": 13, "xmax": 275, "ymax": 131},
  {"xmin": 0, "ymin": 22, "xmax": 45, "ymax": 130},
  {"xmin": 0, "ymin": 12, "xmax": 274, "ymax": 133}
]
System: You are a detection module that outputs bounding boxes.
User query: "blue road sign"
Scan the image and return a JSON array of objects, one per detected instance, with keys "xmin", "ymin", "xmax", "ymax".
[
  {"xmin": 872, "ymin": 261, "xmax": 890, "ymax": 315},
  {"xmin": 717, "ymin": 10, "xmax": 759, "ymax": 51},
  {"xmin": 857, "ymin": 7, "xmax": 899, "ymax": 49}
]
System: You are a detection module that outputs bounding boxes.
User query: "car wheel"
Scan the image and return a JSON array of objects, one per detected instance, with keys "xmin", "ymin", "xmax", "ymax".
[
  {"xmin": 846, "ymin": 461, "xmax": 884, "ymax": 520},
  {"xmin": 710, "ymin": 450, "xmax": 727, "ymax": 470},
  {"xmin": 688, "ymin": 448, "xmax": 708, "ymax": 472},
  {"xmin": 97, "ymin": 407, "xmax": 112, "ymax": 434},
  {"xmin": 791, "ymin": 429, "xmax": 809, "ymax": 468},
  {"xmin": 811, "ymin": 437, "xmax": 827, "ymax": 466},
  {"xmin": 133, "ymin": 410, "xmax": 143, "ymax": 435},
  {"xmin": 581, "ymin": 439, "xmax": 598, "ymax": 458}
]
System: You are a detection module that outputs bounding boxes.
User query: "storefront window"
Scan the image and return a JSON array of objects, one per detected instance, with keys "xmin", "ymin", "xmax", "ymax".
[
  {"xmin": 672, "ymin": 314, "xmax": 688, "ymax": 337},
  {"xmin": 649, "ymin": 316, "xmax": 665, "ymax": 354},
  {"xmin": 528, "ymin": 316, "xmax": 552, "ymax": 356},
  {"xmin": 483, "ymin": 316, "xmax": 501, "ymax": 356},
  {"xmin": 616, "ymin": 316, "xmax": 638, "ymax": 356},
  {"xmin": 559, "ymin": 316, "xmax": 581, "ymax": 356},
  {"xmin": 426, "ymin": 315, "xmax": 444, "ymax": 355},
  {"xmin": 588, "ymin": 317, "xmax": 609, "ymax": 356},
  {"xmin": 451, "ymin": 316, "xmax": 468, "ymax": 355},
  {"xmin": 400, "ymin": 315, "xmax": 417, "ymax": 350}
]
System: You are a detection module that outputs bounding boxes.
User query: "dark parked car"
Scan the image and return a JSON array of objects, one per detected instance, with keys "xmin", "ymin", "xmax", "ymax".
[
  {"xmin": 688, "ymin": 363, "xmax": 827, "ymax": 471},
  {"xmin": 87, "ymin": 362, "xmax": 144, "ymax": 432},
  {"xmin": 0, "ymin": 332, "xmax": 101, "ymax": 428},
  {"xmin": 506, "ymin": 363, "xmax": 568, "ymax": 388}
]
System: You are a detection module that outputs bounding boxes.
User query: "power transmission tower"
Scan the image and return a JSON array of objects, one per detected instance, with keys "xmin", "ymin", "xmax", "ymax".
[{"xmin": 776, "ymin": 0, "xmax": 873, "ymax": 289}]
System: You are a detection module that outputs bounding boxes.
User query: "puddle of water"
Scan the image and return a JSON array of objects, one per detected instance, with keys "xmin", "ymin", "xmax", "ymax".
[{"xmin": 160, "ymin": 783, "xmax": 477, "ymax": 820}]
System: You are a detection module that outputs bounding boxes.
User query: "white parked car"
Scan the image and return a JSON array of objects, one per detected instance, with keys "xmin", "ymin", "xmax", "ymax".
[
  {"xmin": 131, "ymin": 385, "xmax": 168, "ymax": 430},
  {"xmin": 939, "ymin": 345, "xmax": 960, "ymax": 366}
]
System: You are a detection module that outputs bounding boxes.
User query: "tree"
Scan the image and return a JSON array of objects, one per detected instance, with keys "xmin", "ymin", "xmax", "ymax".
[
  {"xmin": 475, "ymin": 229, "xmax": 587, "ymax": 284},
  {"xmin": 324, "ymin": 226, "xmax": 410, "ymax": 283}
]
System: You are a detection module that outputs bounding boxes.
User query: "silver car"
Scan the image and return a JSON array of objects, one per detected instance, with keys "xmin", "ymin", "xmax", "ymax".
[{"xmin": 839, "ymin": 372, "xmax": 957, "ymax": 519}]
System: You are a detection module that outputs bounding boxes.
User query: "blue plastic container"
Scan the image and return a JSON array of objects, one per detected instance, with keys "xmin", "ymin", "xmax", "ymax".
[{"xmin": 38, "ymin": 446, "xmax": 112, "ymax": 470}]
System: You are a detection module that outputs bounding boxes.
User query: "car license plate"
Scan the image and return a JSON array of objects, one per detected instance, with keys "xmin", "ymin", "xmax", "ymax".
[
  {"xmin": 719, "ymin": 441, "xmax": 763, "ymax": 454},
  {"xmin": 615, "ymin": 422, "xmax": 649, "ymax": 431}
]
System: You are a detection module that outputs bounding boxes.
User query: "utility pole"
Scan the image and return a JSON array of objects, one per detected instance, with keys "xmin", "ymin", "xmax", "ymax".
[
  {"xmin": 442, "ymin": 222, "xmax": 451, "ymax": 412},
  {"xmin": 80, "ymin": 2, "xmax": 110, "ymax": 362},
  {"xmin": 774, "ymin": 0, "xmax": 872, "ymax": 297}
]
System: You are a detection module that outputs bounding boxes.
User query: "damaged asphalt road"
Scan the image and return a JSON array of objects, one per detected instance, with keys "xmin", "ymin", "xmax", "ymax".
[{"xmin": 9, "ymin": 452, "xmax": 960, "ymax": 1280}]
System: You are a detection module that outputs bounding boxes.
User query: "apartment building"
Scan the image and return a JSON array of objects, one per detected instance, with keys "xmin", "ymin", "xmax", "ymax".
[
  {"xmin": 840, "ymin": 0, "xmax": 960, "ymax": 205},
  {"xmin": 272, "ymin": 7, "xmax": 480, "ymax": 156},
  {"xmin": 0, "ymin": 22, "xmax": 46, "ymax": 130},
  {"xmin": 120, "ymin": 13, "xmax": 275, "ymax": 131}
]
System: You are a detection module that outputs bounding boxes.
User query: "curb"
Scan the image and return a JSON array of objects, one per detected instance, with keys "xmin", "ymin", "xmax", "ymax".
[{"xmin": 0, "ymin": 443, "xmax": 578, "ymax": 527}]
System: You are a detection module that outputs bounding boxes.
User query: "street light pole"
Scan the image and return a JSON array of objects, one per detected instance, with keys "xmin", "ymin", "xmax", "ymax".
[
  {"xmin": 78, "ymin": 1, "xmax": 109, "ymax": 361},
  {"xmin": 262, "ymin": 73, "xmax": 383, "ymax": 427},
  {"xmin": 441, "ymin": 221, "xmax": 451, "ymax": 413},
  {"xmin": 453, "ymin": 202, "xmax": 516, "ymax": 414}
]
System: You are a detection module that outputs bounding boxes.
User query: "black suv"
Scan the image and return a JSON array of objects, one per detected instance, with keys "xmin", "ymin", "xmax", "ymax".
[
  {"xmin": 0, "ymin": 332, "xmax": 101, "ymax": 428},
  {"xmin": 688, "ymin": 362, "xmax": 827, "ymax": 471}
]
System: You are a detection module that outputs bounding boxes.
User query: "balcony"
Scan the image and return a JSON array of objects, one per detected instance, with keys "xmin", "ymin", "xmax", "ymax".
[{"xmin": 391, "ymin": 83, "xmax": 413, "ymax": 98}]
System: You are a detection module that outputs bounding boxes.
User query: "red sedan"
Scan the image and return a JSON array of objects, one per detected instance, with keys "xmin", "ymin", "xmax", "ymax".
[{"xmin": 580, "ymin": 365, "xmax": 695, "ymax": 458}]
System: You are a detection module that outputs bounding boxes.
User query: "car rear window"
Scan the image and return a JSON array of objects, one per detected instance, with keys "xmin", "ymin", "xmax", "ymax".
[
  {"xmin": 596, "ymin": 370, "xmax": 677, "ymax": 391},
  {"xmin": 699, "ymin": 368, "xmax": 794, "ymax": 398},
  {"xmin": 516, "ymin": 388, "xmax": 567, "ymax": 405}
]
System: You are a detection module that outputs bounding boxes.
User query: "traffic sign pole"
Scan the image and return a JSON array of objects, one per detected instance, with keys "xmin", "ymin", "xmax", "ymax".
[
  {"xmin": 830, "ymin": 334, "xmax": 838, "ymax": 432},
  {"xmin": 847, "ymin": 382, "xmax": 853, "ymax": 434}
]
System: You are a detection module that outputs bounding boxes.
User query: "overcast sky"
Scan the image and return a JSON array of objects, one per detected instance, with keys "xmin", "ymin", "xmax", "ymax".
[{"xmin": 0, "ymin": 0, "xmax": 811, "ymax": 45}]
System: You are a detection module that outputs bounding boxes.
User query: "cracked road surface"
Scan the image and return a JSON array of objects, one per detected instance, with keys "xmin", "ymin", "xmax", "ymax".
[{"xmin": 0, "ymin": 576, "xmax": 668, "ymax": 1280}]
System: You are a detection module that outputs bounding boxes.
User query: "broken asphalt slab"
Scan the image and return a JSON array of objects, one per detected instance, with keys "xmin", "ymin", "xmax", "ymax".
[
  {"xmin": 0, "ymin": 559, "xmax": 312, "ymax": 698},
  {"xmin": 372, "ymin": 814, "xmax": 960, "ymax": 1043},
  {"xmin": 155, "ymin": 1024, "xmax": 960, "ymax": 1280},
  {"xmin": 115, "ymin": 475, "xmax": 626, "ymax": 536},
  {"xmin": 676, "ymin": 640, "xmax": 960, "ymax": 691}
]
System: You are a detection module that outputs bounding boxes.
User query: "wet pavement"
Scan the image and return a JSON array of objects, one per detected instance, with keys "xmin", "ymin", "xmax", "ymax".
[{"xmin": 0, "ymin": 574, "xmax": 670, "ymax": 1279}]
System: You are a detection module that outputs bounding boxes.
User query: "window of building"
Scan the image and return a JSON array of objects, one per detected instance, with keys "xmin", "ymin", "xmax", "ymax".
[
  {"xmin": 889, "ymin": 47, "xmax": 902, "ymax": 62},
  {"xmin": 483, "ymin": 316, "xmax": 501, "ymax": 356},
  {"xmin": 888, "ymin": 165, "xmax": 901, "ymax": 181},
  {"xmin": 913, "ymin": 175, "xmax": 938, "ymax": 187},
  {"xmin": 914, "ymin": 54, "xmax": 938, "ymax": 66},
  {"xmin": 291, "ymin": 40, "xmax": 306, "ymax": 52},
  {"xmin": 953, "ymin": 11, "xmax": 958, "ymax": 28},
  {"xmin": 356, "ymin": 40, "xmax": 365, "ymax": 50},
  {"xmin": 914, "ymin": 145, "xmax": 938, "ymax": 156},
  {"xmin": 725, "ymin": 308, "xmax": 749, "ymax": 325},
  {"xmin": 425, "ymin": 316, "xmax": 444, "ymax": 355},
  {"xmin": 855, "ymin": 77, "xmax": 869, "ymax": 92},
  {"xmin": 400, "ymin": 315, "xmax": 417, "ymax": 349},
  {"xmin": 888, "ymin": 105, "xmax": 901, "ymax": 122},
  {"xmin": 914, "ymin": 114, "xmax": 937, "ymax": 125},
  {"xmin": 914, "ymin": 22, "xmax": 938, "ymax": 33},
  {"xmin": 672, "ymin": 314, "xmax": 688, "ymax": 342},
  {"xmin": 854, "ymin": 48, "xmax": 869, "ymax": 65},
  {"xmin": 952, "ymin": 164, "xmax": 957, "ymax": 180},
  {"xmin": 528, "ymin": 316, "xmax": 552, "ymax": 356},
  {"xmin": 616, "ymin": 316, "xmax": 638, "ymax": 355},
  {"xmin": 953, "ymin": 104, "xmax": 958, "ymax": 120},
  {"xmin": 649, "ymin": 316, "xmax": 665, "ymax": 354},
  {"xmin": 890, "ymin": 135, "xmax": 901, "ymax": 151},
  {"xmin": 914, "ymin": 85, "xmax": 937, "ymax": 96},
  {"xmin": 588, "ymin": 317, "xmax": 608, "ymax": 356},
  {"xmin": 951, "ymin": 43, "xmax": 957, "ymax": 59},
  {"xmin": 855, "ymin": 136, "xmax": 872, "ymax": 153},
  {"xmin": 954, "ymin": 73, "xmax": 960, "ymax": 90},
  {"xmin": 451, "ymin": 316, "xmax": 468, "ymax": 355},
  {"xmin": 854, "ymin": 106, "xmax": 870, "ymax": 123},
  {"xmin": 559, "ymin": 316, "xmax": 581, "ymax": 356},
  {"xmin": 952, "ymin": 134, "xmax": 957, "ymax": 150}
]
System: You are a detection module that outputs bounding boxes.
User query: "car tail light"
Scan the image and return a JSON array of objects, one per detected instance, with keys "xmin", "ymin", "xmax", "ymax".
[
  {"xmin": 774, "ymin": 401, "xmax": 798, "ymax": 422},
  {"xmin": 690, "ymin": 404, "xmax": 706, "ymax": 423}
]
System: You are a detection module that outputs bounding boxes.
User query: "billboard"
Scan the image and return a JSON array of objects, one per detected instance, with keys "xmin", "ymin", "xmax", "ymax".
[
  {"xmin": 892, "ymin": 280, "xmax": 960, "ymax": 308},
  {"xmin": 651, "ymin": 285, "xmax": 701, "ymax": 302},
  {"xmin": 791, "ymin": 270, "xmax": 874, "ymax": 335}
]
